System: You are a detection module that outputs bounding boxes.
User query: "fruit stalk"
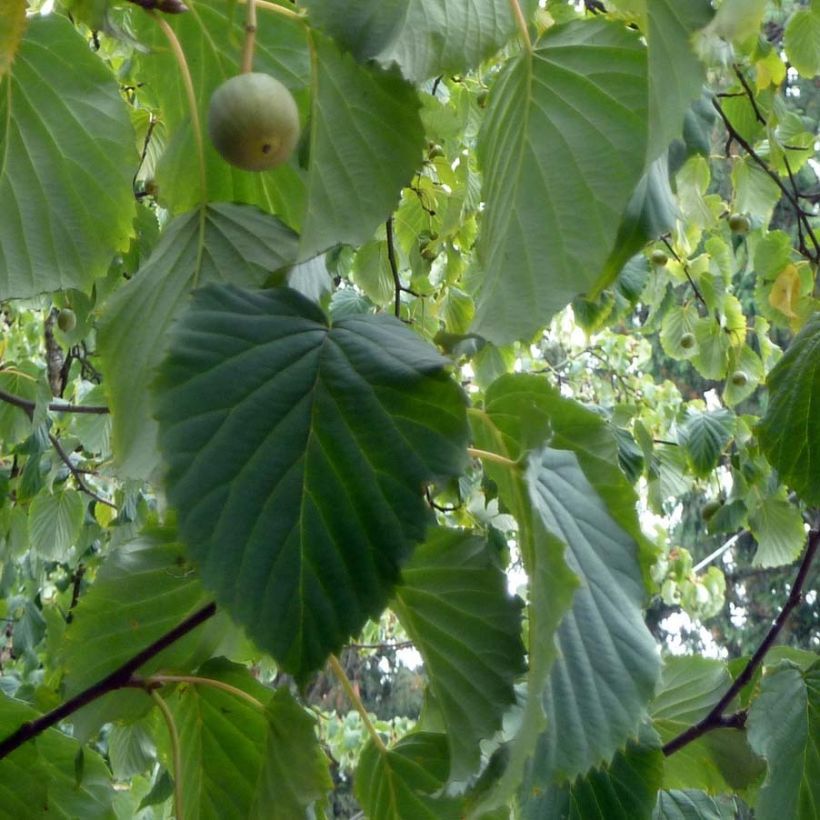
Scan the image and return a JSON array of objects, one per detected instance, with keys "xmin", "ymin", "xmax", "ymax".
[{"xmin": 241, "ymin": 0, "xmax": 257, "ymax": 74}]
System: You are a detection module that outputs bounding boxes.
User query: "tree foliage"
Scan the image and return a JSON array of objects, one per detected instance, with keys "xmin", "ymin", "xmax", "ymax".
[{"xmin": 0, "ymin": 0, "xmax": 818, "ymax": 817}]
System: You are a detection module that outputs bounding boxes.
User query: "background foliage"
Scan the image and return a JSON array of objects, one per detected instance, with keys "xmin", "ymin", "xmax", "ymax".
[{"xmin": 0, "ymin": 0, "xmax": 818, "ymax": 817}]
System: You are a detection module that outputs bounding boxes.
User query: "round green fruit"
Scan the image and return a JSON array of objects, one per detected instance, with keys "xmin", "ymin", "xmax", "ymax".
[
  {"xmin": 730, "ymin": 370, "xmax": 748, "ymax": 387},
  {"xmin": 728, "ymin": 213, "xmax": 750, "ymax": 235},
  {"xmin": 651, "ymin": 249, "xmax": 668, "ymax": 266},
  {"xmin": 679, "ymin": 332, "xmax": 696, "ymax": 350},
  {"xmin": 57, "ymin": 308, "xmax": 76, "ymax": 333},
  {"xmin": 207, "ymin": 73, "xmax": 300, "ymax": 172}
]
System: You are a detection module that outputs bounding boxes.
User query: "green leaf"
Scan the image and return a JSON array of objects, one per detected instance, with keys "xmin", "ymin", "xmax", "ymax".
[
  {"xmin": 250, "ymin": 688, "xmax": 333, "ymax": 819},
  {"xmin": 60, "ymin": 526, "xmax": 228, "ymax": 739},
  {"xmin": 653, "ymin": 790, "xmax": 732, "ymax": 819},
  {"xmin": 391, "ymin": 527, "xmax": 526, "ymax": 781},
  {"xmin": 27, "ymin": 489, "xmax": 85, "ymax": 562},
  {"xmin": 748, "ymin": 492, "xmax": 807, "ymax": 568},
  {"xmin": 0, "ymin": 695, "xmax": 116, "ymax": 819},
  {"xmin": 677, "ymin": 409, "xmax": 734, "ymax": 478},
  {"xmin": 155, "ymin": 284, "xmax": 468, "ymax": 679},
  {"xmin": 299, "ymin": 33, "xmax": 424, "ymax": 257},
  {"xmin": 784, "ymin": 4, "xmax": 820, "ymax": 78},
  {"xmin": 0, "ymin": 0, "xmax": 25, "ymax": 80},
  {"xmin": 163, "ymin": 659, "xmax": 329, "ymax": 819},
  {"xmin": 747, "ymin": 661, "xmax": 820, "ymax": 820},
  {"xmin": 472, "ymin": 20, "xmax": 648, "ymax": 344},
  {"xmin": 525, "ymin": 446, "xmax": 659, "ymax": 782},
  {"xmin": 651, "ymin": 656, "xmax": 764, "ymax": 793},
  {"xmin": 98, "ymin": 204, "xmax": 299, "ymax": 480},
  {"xmin": 758, "ymin": 312, "xmax": 820, "ymax": 505},
  {"xmin": 0, "ymin": 15, "xmax": 136, "ymax": 299},
  {"xmin": 302, "ymin": 0, "xmax": 532, "ymax": 82},
  {"xmin": 131, "ymin": 0, "xmax": 309, "ymax": 225},
  {"xmin": 355, "ymin": 733, "xmax": 462, "ymax": 819},
  {"xmin": 646, "ymin": 0, "xmax": 713, "ymax": 161},
  {"xmin": 107, "ymin": 720, "xmax": 156, "ymax": 780},
  {"xmin": 520, "ymin": 728, "xmax": 664, "ymax": 819}
]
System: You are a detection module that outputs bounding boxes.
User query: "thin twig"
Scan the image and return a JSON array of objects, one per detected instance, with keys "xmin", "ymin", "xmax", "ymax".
[
  {"xmin": 385, "ymin": 217, "xmax": 402, "ymax": 319},
  {"xmin": 660, "ymin": 236, "xmax": 708, "ymax": 311},
  {"xmin": 0, "ymin": 602, "xmax": 217, "ymax": 760},
  {"xmin": 466, "ymin": 447, "xmax": 518, "ymax": 468},
  {"xmin": 0, "ymin": 388, "xmax": 109, "ymax": 415},
  {"xmin": 732, "ymin": 65, "xmax": 765, "ymax": 124},
  {"xmin": 663, "ymin": 529, "xmax": 819, "ymax": 757},
  {"xmin": 48, "ymin": 433, "xmax": 116, "ymax": 509},
  {"xmin": 139, "ymin": 674, "xmax": 266, "ymax": 711}
]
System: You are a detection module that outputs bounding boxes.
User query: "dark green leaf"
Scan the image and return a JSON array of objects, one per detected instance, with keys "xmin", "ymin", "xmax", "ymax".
[
  {"xmin": 520, "ymin": 728, "xmax": 664, "ymax": 819},
  {"xmin": 155, "ymin": 284, "xmax": 468, "ymax": 679},
  {"xmin": 391, "ymin": 528, "xmax": 525, "ymax": 781},
  {"xmin": 758, "ymin": 312, "xmax": 820, "ymax": 504},
  {"xmin": 0, "ymin": 15, "xmax": 136, "ymax": 299},
  {"xmin": 27, "ymin": 489, "xmax": 85, "ymax": 562}
]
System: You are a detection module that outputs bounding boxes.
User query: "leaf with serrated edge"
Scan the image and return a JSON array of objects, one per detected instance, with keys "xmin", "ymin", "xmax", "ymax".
[
  {"xmin": 472, "ymin": 20, "xmax": 648, "ymax": 344},
  {"xmin": 391, "ymin": 527, "xmax": 526, "ymax": 781},
  {"xmin": 302, "ymin": 0, "xmax": 534, "ymax": 82},
  {"xmin": 98, "ymin": 204, "xmax": 299, "ymax": 480},
  {"xmin": 355, "ymin": 733, "xmax": 462, "ymax": 819},
  {"xmin": 526, "ymin": 446, "xmax": 659, "ymax": 783},
  {"xmin": 748, "ymin": 492, "xmax": 807, "ymax": 568},
  {"xmin": 678, "ymin": 409, "xmax": 734, "ymax": 478},
  {"xmin": 155, "ymin": 284, "xmax": 468, "ymax": 680},
  {"xmin": 0, "ymin": 16, "xmax": 135, "ymax": 299},
  {"xmin": 520, "ymin": 727, "xmax": 664, "ymax": 819},
  {"xmin": 747, "ymin": 661, "xmax": 820, "ymax": 820},
  {"xmin": 300, "ymin": 33, "xmax": 424, "ymax": 257},
  {"xmin": 758, "ymin": 312, "xmax": 820, "ymax": 505}
]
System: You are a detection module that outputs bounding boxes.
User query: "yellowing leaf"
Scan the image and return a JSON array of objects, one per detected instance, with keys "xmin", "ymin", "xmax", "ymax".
[
  {"xmin": 756, "ymin": 50, "xmax": 787, "ymax": 89},
  {"xmin": 769, "ymin": 264, "xmax": 801, "ymax": 319},
  {"xmin": 0, "ymin": 0, "xmax": 26, "ymax": 79}
]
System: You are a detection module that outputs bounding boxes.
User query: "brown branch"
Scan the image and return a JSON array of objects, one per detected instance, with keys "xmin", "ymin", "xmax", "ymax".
[
  {"xmin": 0, "ymin": 602, "xmax": 217, "ymax": 761},
  {"xmin": 0, "ymin": 388, "xmax": 109, "ymax": 415},
  {"xmin": 385, "ymin": 217, "xmax": 402, "ymax": 318},
  {"xmin": 663, "ymin": 529, "xmax": 819, "ymax": 757}
]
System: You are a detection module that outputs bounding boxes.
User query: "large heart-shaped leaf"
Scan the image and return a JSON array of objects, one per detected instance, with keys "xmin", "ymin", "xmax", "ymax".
[
  {"xmin": 0, "ymin": 15, "xmax": 136, "ymax": 298},
  {"xmin": 155, "ymin": 284, "xmax": 468, "ymax": 679},
  {"xmin": 472, "ymin": 20, "xmax": 648, "ymax": 344},
  {"xmin": 391, "ymin": 527, "xmax": 525, "ymax": 781}
]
